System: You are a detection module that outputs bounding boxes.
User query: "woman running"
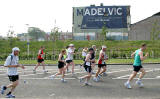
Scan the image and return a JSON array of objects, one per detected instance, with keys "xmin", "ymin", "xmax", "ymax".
[{"xmin": 49, "ymin": 49, "xmax": 67, "ymax": 83}]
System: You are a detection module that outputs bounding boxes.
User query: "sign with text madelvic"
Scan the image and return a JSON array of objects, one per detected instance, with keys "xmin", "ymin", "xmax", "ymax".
[{"xmin": 75, "ymin": 6, "xmax": 129, "ymax": 29}]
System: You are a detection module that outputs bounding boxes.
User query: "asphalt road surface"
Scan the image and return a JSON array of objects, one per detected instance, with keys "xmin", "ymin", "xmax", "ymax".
[{"xmin": 0, "ymin": 64, "xmax": 160, "ymax": 99}]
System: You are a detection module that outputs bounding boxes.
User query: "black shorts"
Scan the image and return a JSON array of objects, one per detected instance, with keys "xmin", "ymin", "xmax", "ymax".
[
  {"xmin": 58, "ymin": 62, "xmax": 65, "ymax": 69},
  {"xmin": 66, "ymin": 60, "xmax": 73, "ymax": 64},
  {"xmin": 133, "ymin": 65, "xmax": 143, "ymax": 72},
  {"xmin": 98, "ymin": 64, "xmax": 107, "ymax": 68},
  {"xmin": 8, "ymin": 75, "xmax": 19, "ymax": 82},
  {"xmin": 84, "ymin": 65, "xmax": 92, "ymax": 73},
  {"xmin": 37, "ymin": 59, "xmax": 44, "ymax": 63}
]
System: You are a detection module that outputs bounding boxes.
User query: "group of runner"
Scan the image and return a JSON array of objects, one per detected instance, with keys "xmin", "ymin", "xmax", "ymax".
[{"xmin": 0, "ymin": 43, "xmax": 148, "ymax": 98}]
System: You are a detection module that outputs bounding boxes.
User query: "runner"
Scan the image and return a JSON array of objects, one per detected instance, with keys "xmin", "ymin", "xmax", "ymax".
[
  {"xmin": 33, "ymin": 46, "xmax": 48, "ymax": 73},
  {"xmin": 79, "ymin": 48, "xmax": 94, "ymax": 86},
  {"xmin": 80, "ymin": 47, "xmax": 88, "ymax": 67},
  {"xmin": 91, "ymin": 45, "xmax": 96, "ymax": 74},
  {"xmin": 65, "ymin": 44, "xmax": 75, "ymax": 76},
  {"xmin": 93, "ymin": 45, "xmax": 108, "ymax": 82},
  {"xmin": 124, "ymin": 44, "xmax": 148, "ymax": 89},
  {"xmin": 65, "ymin": 46, "xmax": 70, "ymax": 73},
  {"xmin": 0, "ymin": 47, "xmax": 25, "ymax": 98},
  {"xmin": 49, "ymin": 49, "xmax": 67, "ymax": 83}
]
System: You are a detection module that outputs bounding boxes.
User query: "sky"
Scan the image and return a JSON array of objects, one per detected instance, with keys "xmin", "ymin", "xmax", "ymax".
[{"xmin": 0, "ymin": 0, "xmax": 159, "ymax": 37}]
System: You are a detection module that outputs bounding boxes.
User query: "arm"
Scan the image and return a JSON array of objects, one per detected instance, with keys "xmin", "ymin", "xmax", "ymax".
[
  {"xmin": 139, "ymin": 51, "xmax": 148, "ymax": 61},
  {"xmin": 4, "ymin": 56, "xmax": 25, "ymax": 69},
  {"xmin": 85, "ymin": 54, "xmax": 91, "ymax": 62},
  {"xmin": 99, "ymin": 52, "xmax": 104, "ymax": 61},
  {"xmin": 58, "ymin": 54, "xmax": 65, "ymax": 62},
  {"xmin": 131, "ymin": 51, "xmax": 136, "ymax": 58}
]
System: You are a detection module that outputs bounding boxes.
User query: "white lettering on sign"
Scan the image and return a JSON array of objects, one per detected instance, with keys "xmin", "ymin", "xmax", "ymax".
[{"xmin": 77, "ymin": 7, "xmax": 123, "ymax": 16}]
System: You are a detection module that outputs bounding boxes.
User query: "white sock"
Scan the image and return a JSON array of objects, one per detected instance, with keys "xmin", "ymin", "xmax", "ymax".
[
  {"xmin": 127, "ymin": 80, "xmax": 130, "ymax": 84},
  {"xmin": 138, "ymin": 78, "xmax": 141, "ymax": 81}
]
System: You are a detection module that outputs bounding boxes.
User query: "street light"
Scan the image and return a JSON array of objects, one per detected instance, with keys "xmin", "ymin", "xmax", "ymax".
[{"xmin": 25, "ymin": 24, "xmax": 30, "ymax": 56}]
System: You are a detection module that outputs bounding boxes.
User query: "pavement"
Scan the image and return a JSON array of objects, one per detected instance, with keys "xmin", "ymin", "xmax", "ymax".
[{"xmin": 0, "ymin": 64, "xmax": 160, "ymax": 99}]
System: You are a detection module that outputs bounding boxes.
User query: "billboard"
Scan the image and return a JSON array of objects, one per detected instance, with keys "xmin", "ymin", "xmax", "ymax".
[{"xmin": 73, "ymin": 6, "xmax": 130, "ymax": 30}]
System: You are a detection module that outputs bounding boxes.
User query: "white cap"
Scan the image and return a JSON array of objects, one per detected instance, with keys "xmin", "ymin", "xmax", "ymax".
[
  {"xmin": 69, "ymin": 44, "xmax": 74, "ymax": 47},
  {"xmin": 102, "ymin": 45, "xmax": 107, "ymax": 49},
  {"xmin": 12, "ymin": 47, "xmax": 20, "ymax": 52},
  {"xmin": 92, "ymin": 45, "xmax": 96, "ymax": 48}
]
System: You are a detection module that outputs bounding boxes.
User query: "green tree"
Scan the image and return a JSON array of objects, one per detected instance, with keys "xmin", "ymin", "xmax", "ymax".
[
  {"xmin": 28, "ymin": 27, "xmax": 46, "ymax": 41},
  {"xmin": 100, "ymin": 23, "xmax": 108, "ymax": 40}
]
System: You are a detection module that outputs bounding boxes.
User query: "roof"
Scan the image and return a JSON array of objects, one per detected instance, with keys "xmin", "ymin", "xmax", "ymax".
[{"xmin": 153, "ymin": 12, "xmax": 160, "ymax": 16}]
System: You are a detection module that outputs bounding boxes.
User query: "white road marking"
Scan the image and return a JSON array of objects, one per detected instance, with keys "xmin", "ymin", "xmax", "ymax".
[
  {"xmin": 49, "ymin": 93, "xmax": 55, "ymax": 96},
  {"xmin": 113, "ymin": 68, "xmax": 160, "ymax": 79},
  {"xmin": 112, "ymin": 78, "xmax": 160, "ymax": 80},
  {"xmin": 20, "ymin": 78, "xmax": 76, "ymax": 80}
]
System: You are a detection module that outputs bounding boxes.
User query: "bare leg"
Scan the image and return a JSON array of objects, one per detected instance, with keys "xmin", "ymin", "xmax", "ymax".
[
  {"xmin": 41, "ymin": 61, "xmax": 46, "ymax": 70},
  {"xmin": 70, "ymin": 62, "xmax": 75, "ymax": 73},
  {"xmin": 128, "ymin": 71, "xmax": 137, "ymax": 82},
  {"xmin": 95, "ymin": 68, "xmax": 101, "ymax": 77},
  {"xmin": 7, "ymin": 80, "xmax": 19, "ymax": 93},
  {"xmin": 34, "ymin": 63, "xmax": 40, "ymax": 70},
  {"xmin": 99, "ymin": 66, "xmax": 107, "ymax": 75},
  {"xmin": 139, "ymin": 68, "xmax": 146, "ymax": 79}
]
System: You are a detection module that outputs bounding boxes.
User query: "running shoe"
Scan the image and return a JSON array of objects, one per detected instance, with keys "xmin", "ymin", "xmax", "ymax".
[
  {"xmin": 49, "ymin": 75, "xmax": 55, "ymax": 80},
  {"xmin": 79, "ymin": 78, "xmax": 84, "ymax": 83},
  {"xmin": 136, "ymin": 80, "xmax": 144, "ymax": 88},
  {"xmin": 124, "ymin": 82, "xmax": 132, "ymax": 89},
  {"xmin": 93, "ymin": 77, "xmax": 99, "ymax": 82},
  {"xmin": 84, "ymin": 82, "xmax": 92, "ymax": 86},
  {"xmin": 33, "ymin": 70, "xmax": 36, "ymax": 74},
  {"xmin": 103, "ymin": 72, "xmax": 107, "ymax": 76},
  {"xmin": 61, "ymin": 79, "xmax": 67, "ymax": 83},
  {"xmin": 1, "ymin": 86, "xmax": 6, "ymax": 94},
  {"xmin": 43, "ymin": 70, "xmax": 48, "ymax": 73},
  {"xmin": 6, "ymin": 94, "xmax": 15, "ymax": 98}
]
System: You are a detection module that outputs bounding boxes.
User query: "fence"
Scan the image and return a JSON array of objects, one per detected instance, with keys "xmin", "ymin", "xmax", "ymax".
[{"xmin": 0, "ymin": 49, "xmax": 160, "ymax": 61}]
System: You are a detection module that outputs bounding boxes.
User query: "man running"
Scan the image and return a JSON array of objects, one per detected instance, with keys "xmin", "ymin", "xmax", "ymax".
[
  {"xmin": 1, "ymin": 47, "xmax": 25, "ymax": 98},
  {"xmin": 93, "ymin": 45, "xmax": 108, "ymax": 82},
  {"xmin": 33, "ymin": 46, "xmax": 48, "ymax": 73},
  {"xmin": 124, "ymin": 44, "xmax": 148, "ymax": 89},
  {"xmin": 49, "ymin": 50, "xmax": 66, "ymax": 83},
  {"xmin": 79, "ymin": 48, "xmax": 94, "ymax": 85},
  {"xmin": 65, "ymin": 44, "xmax": 75, "ymax": 76}
]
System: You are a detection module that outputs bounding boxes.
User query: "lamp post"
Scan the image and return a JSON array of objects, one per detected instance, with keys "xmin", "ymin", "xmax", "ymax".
[{"xmin": 25, "ymin": 24, "xmax": 30, "ymax": 56}]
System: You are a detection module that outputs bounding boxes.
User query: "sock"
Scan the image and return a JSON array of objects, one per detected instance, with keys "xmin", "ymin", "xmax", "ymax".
[
  {"xmin": 127, "ymin": 80, "xmax": 130, "ymax": 84},
  {"xmin": 7, "ymin": 91, "xmax": 11, "ymax": 95},
  {"xmin": 138, "ymin": 78, "xmax": 141, "ymax": 81},
  {"xmin": 3, "ymin": 86, "xmax": 7, "ymax": 90}
]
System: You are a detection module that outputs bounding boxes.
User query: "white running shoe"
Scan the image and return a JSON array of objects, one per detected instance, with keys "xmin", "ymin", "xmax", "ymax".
[
  {"xmin": 84, "ymin": 82, "xmax": 92, "ymax": 86},
  {"xmin": 61, "ymin": 79, "xmax": 67, "ymax": 83},
  {"xmin": 93, "ymin": 77, "xmax": 99, "ymax": 82},
  {"xmin": 124, "ymin": 82, "xmax": 132, "ymax": 89},
  {"xmin": 33, "ymin": 70, "xmax": 36, "ymax": 74},
  {"xmin": 49, "ymin": 75, "xmax": 55, "ymax": 80},
  {"xmin": 103, "ymin": 72, "xmax": 107, "ymax": 76},
  {"xmin": 136, "ymin": 80, "xmax": 144, "ymax": 88},
  {"xmin": 79, "ymin": 78, "xmax": 84, "ymax": 83},
  {"xmin": 43, "ymin": 70, "xmax": 48, "ymax": 73},
  {"xmin": 67, "ymin": 69, "xmax": 71, "ymax": 73}
]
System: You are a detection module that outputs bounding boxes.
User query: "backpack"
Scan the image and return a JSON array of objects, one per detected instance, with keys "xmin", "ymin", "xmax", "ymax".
[{"xmin": 9, "ymin": 54, "xmax": 13, "ymax": 65}]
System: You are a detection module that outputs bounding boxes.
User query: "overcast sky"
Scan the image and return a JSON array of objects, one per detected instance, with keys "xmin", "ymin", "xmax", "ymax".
[{"xmin": 0, "ymin": 0, "xmax": 159, "ymax": 37}]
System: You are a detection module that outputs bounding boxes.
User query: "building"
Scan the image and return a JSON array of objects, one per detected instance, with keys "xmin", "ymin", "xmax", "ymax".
[
  {"xmin": 129, "ymin": 12, "xmax": 160, "ymax": 41},
  {"xmin": 72, "ymin": 4, "xmax": 131, "ymax": 40}
]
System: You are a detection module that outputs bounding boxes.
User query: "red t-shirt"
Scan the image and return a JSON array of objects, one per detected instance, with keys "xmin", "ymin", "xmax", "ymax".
[{"xmin": 38, "ymin": 50, "xmax": 43, "ymax": 59}]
